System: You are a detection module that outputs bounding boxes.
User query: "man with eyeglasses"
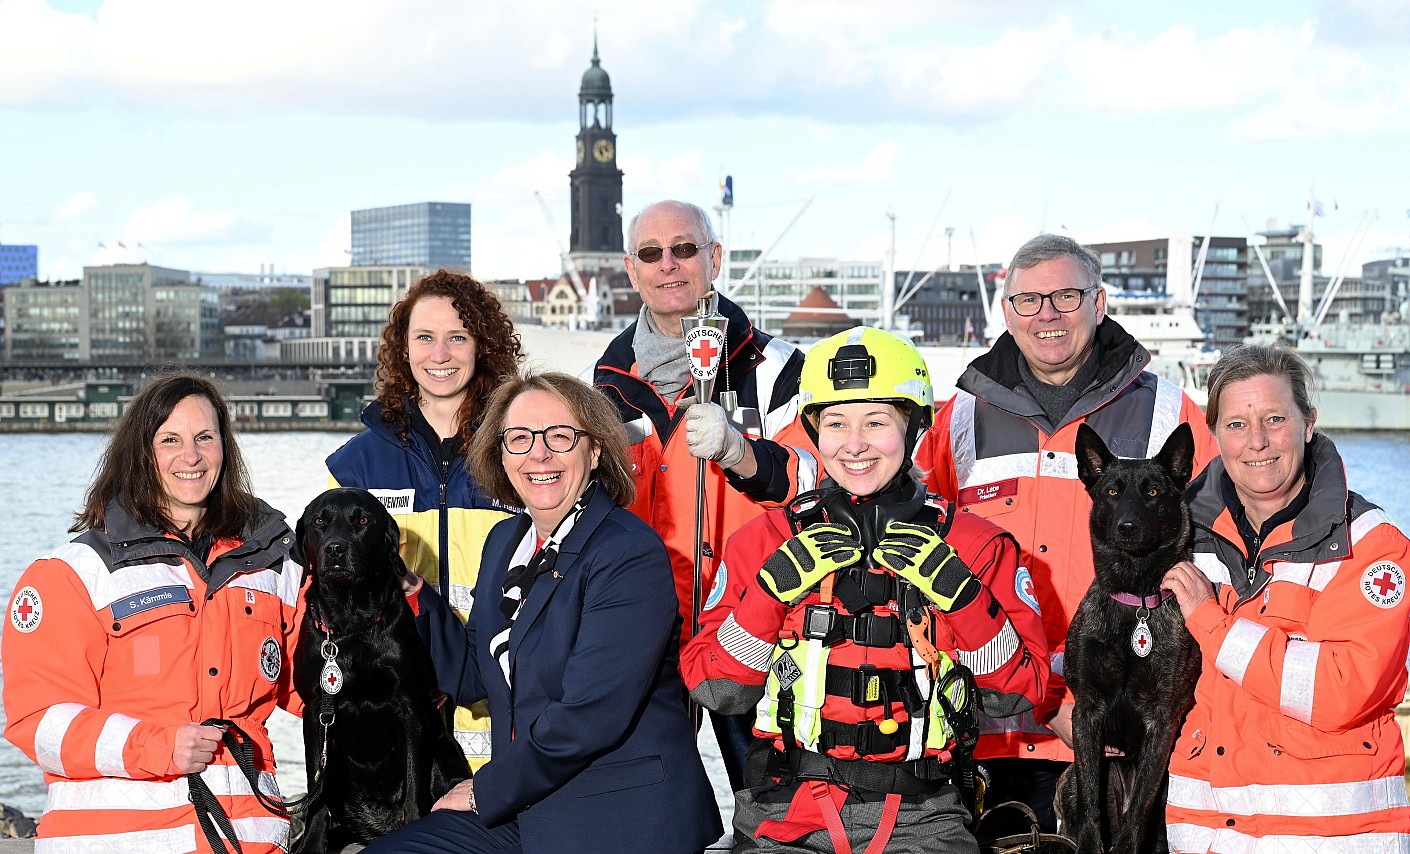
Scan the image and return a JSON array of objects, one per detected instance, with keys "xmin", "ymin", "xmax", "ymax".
[
  {"xmin": 592, "ymin": 199, "xmax": 819, "ymax": 794},
  {"xmin": 914, "ymin": 233, "xmax": 1216, "ymax": 837}
]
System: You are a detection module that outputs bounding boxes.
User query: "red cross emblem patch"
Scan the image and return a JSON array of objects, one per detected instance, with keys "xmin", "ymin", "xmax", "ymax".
[
  {"xmin": 1361, "ymin": 561, "xmax": 1405, "ymax": 609},
  {"xmin": 10, "ymin": 586, "xmax": 42, "ymax": 633},
  {"xmin": 684, "ymin": 326, "xmax": 726, "ymax": 383}
]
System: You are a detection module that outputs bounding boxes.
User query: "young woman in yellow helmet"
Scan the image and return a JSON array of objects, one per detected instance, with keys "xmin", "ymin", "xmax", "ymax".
[{"xmin": 683, "ymin": 326, "xmax": 1050, "ymax": 853}]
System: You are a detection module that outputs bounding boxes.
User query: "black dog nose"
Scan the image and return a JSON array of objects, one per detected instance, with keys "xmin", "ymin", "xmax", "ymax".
[
  {"xmin": 325, "ymin": 541, "xmax": 349, "ymax": 558},
  {"xmin": 1116, "ymin": 520, "xmax": 1140, "ymax": 538}
]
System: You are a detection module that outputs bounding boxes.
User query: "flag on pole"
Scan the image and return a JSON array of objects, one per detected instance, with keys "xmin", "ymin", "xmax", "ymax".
[
  {"xmin": 720, "ymin": 175, "xmax": 733, "ymax": 209},
  {"xmin": 1309, "ymin": 200, "xmax": 1325, "ymax": 218}
]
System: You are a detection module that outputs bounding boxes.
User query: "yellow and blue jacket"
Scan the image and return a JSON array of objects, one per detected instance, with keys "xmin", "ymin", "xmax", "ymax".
[{"xmin": 327, "ymin": 400, "xmax": 513, "ymax": 770}]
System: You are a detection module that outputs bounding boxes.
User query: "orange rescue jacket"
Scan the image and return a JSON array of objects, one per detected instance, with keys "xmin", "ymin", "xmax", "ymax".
[
  {"xmin": 916, "ymin": 321, "xmax": 1215, "ymax": 762},
  {"xmin": 3, "ymin": 501, "xmax": 305, "ymax": 853},
  {"xmin": 1165, "ymin": 436, "xmax": 1410, "ymax": 851}
]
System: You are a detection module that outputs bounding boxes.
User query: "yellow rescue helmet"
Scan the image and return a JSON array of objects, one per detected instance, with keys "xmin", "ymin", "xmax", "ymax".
[{"xmin": 799, "ymin": 326, "xmax": 934, "ymax": 439}]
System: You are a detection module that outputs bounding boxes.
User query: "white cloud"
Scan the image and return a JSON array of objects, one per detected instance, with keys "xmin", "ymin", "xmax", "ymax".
[
  {"xmin": 123, "ymin": 195, "xmax": 270, "ymax": 247},
  {"xmin": 2, "ymin": 0, "xmax": 1406, "ymax": 142},
  {"xmin": 50, "ymin": 191, "xmax": 100, "ymax": 222},
  {"xmin": 793, "ymin": 140, "xmax": 898, "ymax": 188}
]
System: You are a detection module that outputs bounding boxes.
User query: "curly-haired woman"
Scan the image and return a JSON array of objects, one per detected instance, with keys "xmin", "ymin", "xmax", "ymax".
[{"xmin": 325, "ymin": 269, "xmax": 523, "ymax": 770}]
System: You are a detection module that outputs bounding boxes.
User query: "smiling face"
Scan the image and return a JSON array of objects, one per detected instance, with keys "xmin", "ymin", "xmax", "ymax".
[
  {"xmin": 1003, "ymin": 255, "xmax": 1106, "ymax": 386},
  {"xmin": 153, "ymin": 394, "xmax": 224, "ymax": 532},
  {"xmin": 624, "ymin": 201, "xmax": 722, "ymax": 337},
  {"xmin": 406, "ymin": 295, "xmax": 476, "ymax": 408},
  {"xmin": 815, "ymin": 402, "xmax": 907, "ymax": 497},
  {"xmin": 1213, "ymin": 372, "xmax": 1317, "ymax": 528},
  {"xmin": 501, "ymin": 389, "xmax": 600, "ymax": 538}
]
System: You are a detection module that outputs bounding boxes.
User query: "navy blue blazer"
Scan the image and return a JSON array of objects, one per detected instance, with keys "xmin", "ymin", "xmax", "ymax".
[{"xmin": 418, "ymin": 486, "xmax": 722, "ymax": 853}]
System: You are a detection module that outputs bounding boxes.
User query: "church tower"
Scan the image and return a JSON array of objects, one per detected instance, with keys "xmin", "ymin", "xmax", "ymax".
[{"xmin": 568, "ymin": 33, "xmax": 624, "ymax": 272}]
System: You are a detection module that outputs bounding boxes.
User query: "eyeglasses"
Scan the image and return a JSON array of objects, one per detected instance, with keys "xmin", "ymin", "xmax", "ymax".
[
  {"xmin": 1005, "ymin": 286, "xmax": 1098, "ymax": 317},
  {"xmin": 631, "ymin": 241, "xmax": 712, "ymax": 264},
  {"xmin": 500, "ymin": 425, "xmax": 589, "ymax": 455}
]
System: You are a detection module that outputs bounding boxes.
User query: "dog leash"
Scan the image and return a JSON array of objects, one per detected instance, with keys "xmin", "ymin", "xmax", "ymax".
[{"xmin": 187, "ymin": 719, "xmax": 299, "ymax": 854}]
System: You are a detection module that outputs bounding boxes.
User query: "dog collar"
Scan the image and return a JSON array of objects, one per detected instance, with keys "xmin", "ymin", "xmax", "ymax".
[{"xmin": 1108, "ymin": 589, "xmax": 1174, "ymax": 609}]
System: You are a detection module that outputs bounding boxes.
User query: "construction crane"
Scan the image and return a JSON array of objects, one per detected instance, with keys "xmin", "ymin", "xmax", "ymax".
[{"xmin": 533, "ymin": 190, "xmax": 598, "ymax": 328}]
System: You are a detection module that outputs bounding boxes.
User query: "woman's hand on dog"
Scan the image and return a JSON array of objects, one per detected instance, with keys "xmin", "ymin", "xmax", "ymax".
[
  {"xmin": 1162, "ymin": 561, "xmax": 1214, "ymax": 620},
  {"xmin": 434, "ymin": 778, "xmax": 477, "ymax": 813},
  {"xmin": 169, "ymin": 722, "xmax": 224, "ymax": 774}
]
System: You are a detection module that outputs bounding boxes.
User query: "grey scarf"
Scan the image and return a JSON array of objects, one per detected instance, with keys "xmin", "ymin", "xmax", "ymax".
[{"xmin": 632, "ymin": 306, "xmax": 693, "ymax": 399}]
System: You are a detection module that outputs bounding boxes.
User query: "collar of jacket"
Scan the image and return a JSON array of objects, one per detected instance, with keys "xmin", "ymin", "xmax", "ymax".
[
  {"xmin": 595, "ymin": 294, "xmax": 772, "ymax": 442},
  {"xmin": 1186, "ymin": 431, "xmax": 1351, "ymax": 566},
  {"xmin": 958, "ymin": 317, "xmax": 1149, "ymax": 425},
  {"xmin": 596, "ymin": 293, "xmax": 765, "ymax": 396},
  {"xmin": 99, "ymin": 498, "xmax": 293, "ymax": 584}
]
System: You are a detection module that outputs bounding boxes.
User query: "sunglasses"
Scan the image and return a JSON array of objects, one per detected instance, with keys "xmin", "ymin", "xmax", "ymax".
[{"xmin": 631, "ymin": 241, "xmax": 713, "ymax": 264}]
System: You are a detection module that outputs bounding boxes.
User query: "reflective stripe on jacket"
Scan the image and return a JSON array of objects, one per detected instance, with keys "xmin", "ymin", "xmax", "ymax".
[
  {"xmin": 593, "ymin": 295, "xmax": 819, "ymax": 642},
  {"xmin": 326, "ymin": 400, "xmax": 512, "ymax": 769},
  {"xmin": 682, "ymin": 492, "xmax": 1048, "ymax": 766},
  {"xmin": 1165, "ymin": 434, "xmax": 1410, "ymax": 851},
  {"xmin": 916, "ymin": 319, "xmax": 1216, "ymax": 761},
  {"xmin": 2, "ymin": 502, "xmax": 304, "ymax": 853}
]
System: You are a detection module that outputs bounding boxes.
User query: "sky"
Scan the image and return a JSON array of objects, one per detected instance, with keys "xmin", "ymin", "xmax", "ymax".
[{"xmin": 2, "ymin": 0, "xmax": 1408, "ymax": 286}]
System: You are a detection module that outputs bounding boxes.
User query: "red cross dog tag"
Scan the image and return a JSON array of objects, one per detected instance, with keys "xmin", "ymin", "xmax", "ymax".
[
  {"xmin": 1131, "ymin": 617, "xmax": 1153, "ymax": 658},
  {"xmin": 321, "ymin": 659, "xmax": 344, "ymax": 695}
]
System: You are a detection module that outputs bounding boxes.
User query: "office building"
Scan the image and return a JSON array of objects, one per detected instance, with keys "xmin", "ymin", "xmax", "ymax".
[
  {"xmin": 3, "ymin": 264, "xmax": 218, "ymax": 362},
  {"xmin": 1, "ymin": 243, "xmax": 38, "ymax": 286},
  {"xmin": 1088, "ymin": 236, "xmax": 1249, "ymax": 352},
  {"xmin": 284, "ymin": 265, "xmax": 424, "ymax": 363},
  {"xmin": 351, "ymin": 202, "xmax": 472, "ymax": 271}
]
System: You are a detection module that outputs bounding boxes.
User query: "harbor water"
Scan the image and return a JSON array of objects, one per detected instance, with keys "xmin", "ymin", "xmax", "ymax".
[
  {"xmin": 1, "ymin": 429, "xmax": 1409, "ymax": 820},
  {"xmin": 0, "ymin": 430, "xmax": 735, "ymax": 822}
]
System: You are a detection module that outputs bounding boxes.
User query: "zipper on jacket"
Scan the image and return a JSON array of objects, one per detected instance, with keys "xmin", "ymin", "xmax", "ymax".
[{"xmin": 439, "ymin": 455, "xmax": 452, "ymax": 600}]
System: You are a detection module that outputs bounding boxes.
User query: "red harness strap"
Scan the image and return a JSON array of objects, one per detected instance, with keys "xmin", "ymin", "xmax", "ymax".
[{"xmin": 807, "ymin": 781, "xmax": 902, "ymax": 854}]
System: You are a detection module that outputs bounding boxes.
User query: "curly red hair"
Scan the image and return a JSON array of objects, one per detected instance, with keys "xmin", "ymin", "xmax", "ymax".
[{"xmin": 375, "ymin": 270, "xmax": 523, "ymax": 444}]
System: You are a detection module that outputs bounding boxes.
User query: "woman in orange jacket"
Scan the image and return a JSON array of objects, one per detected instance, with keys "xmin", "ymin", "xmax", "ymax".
[
  {"xmin": 3, "ymin": 374, "xmax": 305, "ymax": 853},
  {"xmin": 1162, "ymin": 344, "xmax": 1410, "ymax": 852}
]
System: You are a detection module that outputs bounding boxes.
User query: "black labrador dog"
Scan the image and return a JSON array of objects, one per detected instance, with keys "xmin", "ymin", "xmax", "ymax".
[
  {"xmin": 1059, "ymin": 424, "xmax": 1201, "ymax": 854},
  {"xmin": 292, "ymin": 487, "xmax": 469, "ymax": 854}
]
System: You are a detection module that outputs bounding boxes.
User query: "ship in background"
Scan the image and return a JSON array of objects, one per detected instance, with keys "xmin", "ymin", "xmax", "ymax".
[{"xmin": 1234, "ymin": 202, "xmax": 1410, "ymax": 430}]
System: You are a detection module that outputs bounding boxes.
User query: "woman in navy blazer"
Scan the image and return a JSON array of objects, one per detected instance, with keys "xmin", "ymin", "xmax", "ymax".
[{"xmin": 364, "ymin": 371, "xmax": 721, "ymax": 854}]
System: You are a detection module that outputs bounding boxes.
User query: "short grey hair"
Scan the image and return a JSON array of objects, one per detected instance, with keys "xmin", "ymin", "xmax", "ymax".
[
  {"xmin": 1204, "ymin": 343, "xmax": 1317, "ymax": 430},
  {"xmin": 625, "ymin": 200, "xmax": 719, "ymax": 252},
  {"xmin": 1005, "ymin": 234, "xmax": 1102, "ymax": 294}
]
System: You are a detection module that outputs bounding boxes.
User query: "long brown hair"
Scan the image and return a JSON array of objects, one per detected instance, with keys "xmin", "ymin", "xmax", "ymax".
[
  {"xmin": 72, "ymin": 373, "xmax": 257, "ymax": 538},
  {"xmin": 468, "ymin": 371, "xmax": 636, "ymax": 510},
  {"xmin": 375, "ymin": 270, "xmax": 523, "ymax": 444}
]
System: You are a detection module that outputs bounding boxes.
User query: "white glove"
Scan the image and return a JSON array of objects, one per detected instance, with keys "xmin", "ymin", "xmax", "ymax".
[{"xmin": 685, "ymin": 402, "xmax": 749, "ymax": 469}]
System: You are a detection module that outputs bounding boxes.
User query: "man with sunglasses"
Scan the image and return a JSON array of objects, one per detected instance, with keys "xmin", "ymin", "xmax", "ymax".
[
  {"xmin": 592, "ymin": 199, "xmax": 819, "ymax": 794},
  {"xmin": 914, "ymin": 233, "xmax": 1216, "ymax": 837}
]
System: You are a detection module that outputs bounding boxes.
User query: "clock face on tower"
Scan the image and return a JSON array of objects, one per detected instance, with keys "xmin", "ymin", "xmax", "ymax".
[
  {"xmin": 592, "ymin": 139, "xmax": 615, "ymax": 163},
  {"xmin": 576, "ymin": 139, "xmax": 585, "ymax": 165}
]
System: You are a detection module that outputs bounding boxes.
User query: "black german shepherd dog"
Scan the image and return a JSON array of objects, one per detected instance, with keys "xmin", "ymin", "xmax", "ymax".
[
  {"xmin": 292, "ymin": 488, "xmax": 470, "ymax": 853},
  {"xmin": 1059, "ymin": 423, "xmax": 1201, "ymax": 854}
]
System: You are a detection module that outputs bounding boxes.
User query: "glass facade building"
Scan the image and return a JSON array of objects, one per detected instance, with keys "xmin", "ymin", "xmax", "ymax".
[
  {"xmin": 310, "ymin": 265, "xmax": 423, "ymax": 339},
  {"xmin": 350, "ymin": 202, "xmax": 472, "ymax": 271},
  {"xmin": 0, "ymin": 243, "xmax": 38, "ymax": 286}
]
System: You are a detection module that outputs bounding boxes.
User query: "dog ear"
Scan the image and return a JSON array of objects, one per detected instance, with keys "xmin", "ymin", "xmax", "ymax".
[
  {"xmin": 1155, "ymin": 422, "xmax": 1196, "ymax": 488},
  {"xmin": 291, "ymin": 514, "xmax": 312, "ymax": 569},
  {"xmin": 1074, "ymin": 423, "xmax": 1113, "ymax": 489}
]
